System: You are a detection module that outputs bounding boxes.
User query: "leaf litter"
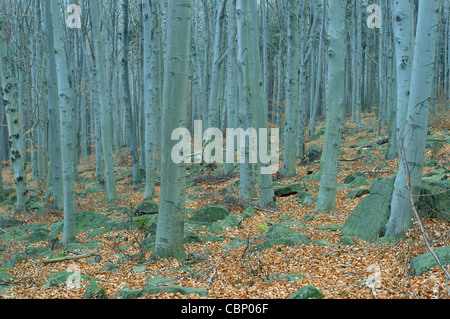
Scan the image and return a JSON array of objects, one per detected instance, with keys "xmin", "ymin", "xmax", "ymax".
[{"xmin": 0, "ymin": 114, "xmax": 449, "ymax": 299}]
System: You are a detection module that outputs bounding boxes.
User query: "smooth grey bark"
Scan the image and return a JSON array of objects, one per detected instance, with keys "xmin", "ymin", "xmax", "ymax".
[
  {"xmin": 207, "ymin": 0, "xmax": 227, "ymax": 129},
  {"xmin": 315, "ymin": 0, "xmax": 346, "ymax": 212},
  {"xmin": 142, "ymin": 0, "xmax": 161, "ymax": 200},
  {"xmin": 0, "ymin": 18, "xmax": 28, "ymax": 212},
  {"xmin": 384, "ymin": 0, "xmax": 398, "ymax": 160},
  {"xmin": 378, "ymin": 0, "xmax": 387, "ymax": 137},
  {"xmin": 152, "ymin": 0, "xmax": 192, "ymax": 260},
  {"xmin": 89, "ymin": 0, "xmax": 118, "ymax": 200},
  {"xmin": 224, "ymin": 0, "xmax": 237, "ymax": 175},
  {"xmin": 275, "ymin": 0, "xmax": 285, "ymax": 134},
  {"xmin": 236, "ymin": 0, "xmax": 257, "ymax": 200},
  {"xmin": 121, "ymin": 0, "xmax": 141, "ymax": 184},
  {"xmin": 43, "ymin": 0, "xmax": 64, "ymax": 210},
  {"xmin": 391, "ymin": 0, "xmax": 414, "ymax": 148},
  {"xmin": 50, "ymin": 0, "xmax": 77, "ymax": 245},
  {"xmin": 247, "ymin": 0, "xmax": 276, "ymax": 208},
  {"xmin": 261, "ymin": 0, "xmax": 269, "ymax": 118},
  {"xmin": 281, "ymin": 0, "xmax": 300, "ymax": 177},
  {"xmin": 386, "ymin": 0, "xmax": 440, "ymax": 237},
  {"xmin": 309, "ymin": 0, "xmax": 325, "ymax": 137},
  {"xmin": 354, "ymin": 0, "xmax": 362, "ymax": 127},
  {"xmin": 295, "ymin": 0, "xmax": 308, "ymax": 159}
]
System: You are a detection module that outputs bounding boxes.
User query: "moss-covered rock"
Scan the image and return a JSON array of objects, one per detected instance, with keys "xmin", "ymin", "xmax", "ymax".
[
  {"xmin": 409, "ymin": 245, "xmax": 450, "ymax": 276},
  {"xmin": 84, "ymin": 281, "xmax": 108, "ymax": 299},
  {"xmin": 134, "ymin": 201, "xmax": 159, "ymax": 215},
  {"xmin": 274, "ymin": 183, "xmax": 304, "ymax": 197},
  {"xmin": 341, "ymin": 178, "xmax": 394, "ymax": 241},
  {"xmin": 288, "ymin": 285, "xmax": 323, "ymax": 299},
  {"xmin": 188, "ymin": 206, "xmax": 230, "ymax": 225}
]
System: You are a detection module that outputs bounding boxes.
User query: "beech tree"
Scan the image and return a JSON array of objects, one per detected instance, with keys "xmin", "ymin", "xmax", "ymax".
[
  {"xmin": 386, "ymin": 0, "xmax": 440, "ymax": 237},
  {"xmin": 0, "ymin": 15, "xmax": 28, "ymax": 212},
  {"xmin": 121, "ymin": 0, "xmax": 141, "ymax": 185},
  {"xmin": 152, "ymin": 0, "xmax": 192, "ymax": 260},
  {"xmin": 42, "ymin": 0, "xmax": 63, "ymax": 211},
  {"xmin": 281, "ymin": 0, "xmax": 300, "ymax": 177},
  {"xmin": 89, "ymin": 0, "xmax": 118, "ymax": 200},
  {"xmin": 49, "ymin": 0, "xmax": 77, "ymax": 245},
  {"xmin": 315, "ymin": 0, "xmax": 346, "ymax": 212}
]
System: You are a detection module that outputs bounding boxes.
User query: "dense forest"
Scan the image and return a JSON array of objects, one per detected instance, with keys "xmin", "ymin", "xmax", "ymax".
[{"xmin": 0, "ymin": 0, "xmax": 449, "ymax": 301}]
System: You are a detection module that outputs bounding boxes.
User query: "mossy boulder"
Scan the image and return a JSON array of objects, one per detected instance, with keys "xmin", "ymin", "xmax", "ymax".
[
  {"xmin": 418, "ymin": 178, "xmax": 449, "ymax": 222},
  {"xmin": 341, "ymin": 178, "xmax": 394, "ymax": 242},
  {"xmin": 188, "ymin": 206, "xmax": 230, "ymax": 225},
  {"xmin": 288, "ymin": 285, "xmax": 323, "ymax": 299},
  {"xmin": 250, "ymin": 224, "xmax": 311, "ymax": 252},
  {"xmin": 184, "ymin": 231, "xmax": 202, "ymax": 243},
  {"xmin": 27, "ymin": 226, "xmax": 51, "ymax": 243},
  {"xmin": 345, "ymin": 188, "xmax": 370, "ymax": 199},
  {"xmin": 84, "ymin": 281, "xmax": 108, "ymax": 299},
  {"xmin": 0, "ymin": 216, "xmax": 23, "ymax": 228},
  {"xmin": 343, "ymin": 172, "xmax": 367, "ymax": 185},
  {"xmin": 274, "ymin": 183, "xmax": 304, "ymax": 197},
  {"xmin": 302, "ymin": 144, "xmax": 322, "ymax": 163},
  {"xmin": 134, "ymin": 201, "xmax": 159, "ymax": 215},
  {"xmin": 345, "ymin": 176, "xmax": 370, "ymax": 188},
  {"xmin": 100, "ymin": 263, "xmax": 121, "ymax": 272},
  {"xmin": 208, "ymin": 214, "xmax": 243, "ymax": 234},
  {"xmin": 409, "ymin": 245, "xmax": 450, "ymax": 276},
  {"xmin": 41, "ymin": 270, "xmax": 90, "ymax": 289}
]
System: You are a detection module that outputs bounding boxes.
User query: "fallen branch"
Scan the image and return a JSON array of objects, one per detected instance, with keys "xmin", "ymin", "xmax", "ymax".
[{"xmin": 41, "ymin": 252, "xmax": 99, "ymax": 264}]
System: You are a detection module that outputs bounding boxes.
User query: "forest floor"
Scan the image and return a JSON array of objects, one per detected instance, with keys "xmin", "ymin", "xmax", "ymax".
[{"xmin": 0, "ymin": 113, "xmax": 449, "ymax": 300}]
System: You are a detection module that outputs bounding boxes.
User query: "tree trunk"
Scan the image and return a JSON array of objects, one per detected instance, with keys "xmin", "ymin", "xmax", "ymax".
[
  {"xmin": 121, "ymin": 0, "xmax": 141, "ymax": 184},
  {"xmin": 281, "ymin": 0, "xmax": 300, "ymax": 177},
  {"xmin": 0, "ymin": 18, "xmax": 28, "ymax": 212},
  {"xmin": 391, "ymin": 0, "xmax": 414, "ymax": 147},
  {"xmin": 224, "ymin": 0, "xmax": 237, "ymax": 175},
  {"xmin": 89, "ymin": 0, "xmax": 118, "ymax": 200},
  {"xmin": 207, "ymin": 0, "xmax": 227, "ymax": 129},
  {"xmin": 236, "ymin": 0, "xmax": 257, "ymax": 200},
  {"xmin": 50, "ymin": 0, "xmax": 77, "ymax": 245},
  {"xmin": 315, "ymin": 0, "xmax": 346, "ymax": 212},
  {"xmin": 386, "ymin": 0, "xmax": 440, "ymax": 237},
  {"xmin": 43, "ymin": 0, "xmax": 64, "ymax": 210},
  {"xmin": 247, "ymin": 0, "xmax": 276, "ymax": 208},
  {"xmin": 152, "ymin": 0, "xmax": 192, "ymax": 260}
]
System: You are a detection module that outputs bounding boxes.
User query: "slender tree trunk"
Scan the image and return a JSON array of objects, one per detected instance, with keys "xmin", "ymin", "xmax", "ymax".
[
  {"xmin": 207, "ymin": 0, "xmax": 227, "ymax": 129},
  {"xmin": 50, "ymin": 0, "xmax": 77, "ymax": 245},
  {"xmin": 315, "ymin": 0, "xmax": 346, "ymax": 212},
  {"xmin": 391, "ymin": 0, "xmax": 414, "ymax": 148},
  {"xmin": 224, "ymin": 0, "xmax": 237, "ymax": 175},
  {"xmin": 89, "ymin": 0, "xmax": 118, "ymax": 200},
  {"xmin": 275, "ymin": 1, "xmax": 285, "ymax": 134},
  {"xmin": 386, "ymin": 0, "xmax": 440, "ymax": 237},
  {"xmin": 236, "ymin": 0, "xmax": 257, "ymax": 200},
  {"xmin": 247, "ymin": 0, "xmax": 276, "ymax": 208},
  {"xmin": 310, "ymin": 1, "xmax": 325, "ymax": 137},
  {"xmin": 281, "ymin": 0, "xmax": 300, "ymax": 177},
  {"xmin": 355, "ymin": 0, "xmax": 363, "ymax": 127},
  {"xmin": 0, "ymin": 19, "xmax": 28, "ymax": 212},
  {"xmin": 121, "ymin": 0, "xmax": 141, "ymax": 184},
  {"xmin": 152, "ymin": 0, "xmax": 192, "ymax": 260},
  {"xmin": 43, "ymin": 0, "xmax": 64, "ymax": 210}
]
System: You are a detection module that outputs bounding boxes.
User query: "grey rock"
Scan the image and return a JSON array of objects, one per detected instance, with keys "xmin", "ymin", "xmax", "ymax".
[{"xmin": 288, "ymin": 285, "xmax": 323, "ymax": 299}]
